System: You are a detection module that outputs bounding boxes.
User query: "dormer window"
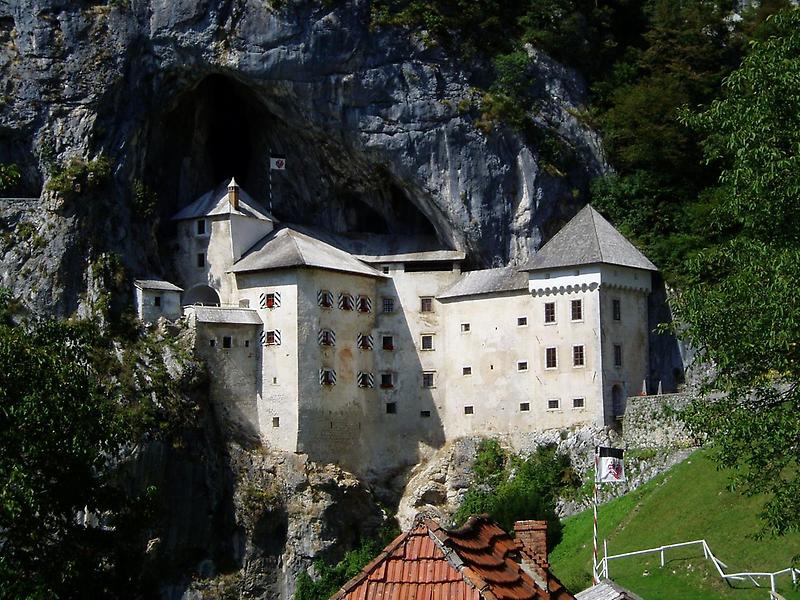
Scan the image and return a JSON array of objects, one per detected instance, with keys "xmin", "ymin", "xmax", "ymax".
[
  {"xmin": 357, "ymin": 296, "xmax": 372, "ymax": 313},
  {"xmin": 196, "ymin": 219, "xmax": 206, "ymax": 236},
  {"xmin": 318, "ymin": 290, "xmax": 334, "ymax": 308}
]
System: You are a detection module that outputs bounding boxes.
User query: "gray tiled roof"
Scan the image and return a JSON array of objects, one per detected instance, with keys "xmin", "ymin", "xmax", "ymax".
[
  {"xmin": 170, "ymin": 179, "xmax": 274, "ymax": 222},
  {"xmin": 189, "ymin": 306, "xmax": 263, "ymax": 325},
  {"xmin": 230, "ymin": 226, "xmax": 386, "ymax": 279},
  {"xmin": 575, "ymin": 580, "xmax": 643, "ymax": 600},
  {"xmin": 438, "ymin": 266, "xmax": 528, "ymax": 300},
  {"xmin": 523, "ymin": 205, "xmax": 657, "ymax": 272},
  {"xmin": 134, "ymin": 279, "xmax": 183, "ymax": 292}
]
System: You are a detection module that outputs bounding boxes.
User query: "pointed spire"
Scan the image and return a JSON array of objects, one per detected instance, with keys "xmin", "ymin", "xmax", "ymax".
[{"xmin": 227, "ymin": 177, "xmax": 240, "ymax": 210}]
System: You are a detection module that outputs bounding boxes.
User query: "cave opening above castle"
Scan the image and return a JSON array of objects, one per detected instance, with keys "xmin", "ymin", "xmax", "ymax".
[{"xmin": 135, "ymin": 178, "xmax": 658, "ymax": 474}]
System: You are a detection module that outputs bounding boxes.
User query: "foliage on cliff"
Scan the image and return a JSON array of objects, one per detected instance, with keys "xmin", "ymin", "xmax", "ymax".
[
  {"xmin": 0, "ymin": 291, "xmax": 203, "ymax": 598},
  {"xmin": 674, "ymin": 8, "xmax": 800, "ymax": 537},
  {"xmin": 453, "ymin": 440, "xmax": 580, "ymax": 548}
]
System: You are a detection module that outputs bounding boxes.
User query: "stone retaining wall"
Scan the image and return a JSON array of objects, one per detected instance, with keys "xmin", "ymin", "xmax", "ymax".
[{"xmin": 622, "ymin": 392, "xmax": 696, "ymax": 448}]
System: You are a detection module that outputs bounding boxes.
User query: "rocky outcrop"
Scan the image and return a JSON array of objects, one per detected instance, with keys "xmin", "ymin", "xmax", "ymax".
[{"xmin": 0, "ymin": 0, "xmax": 606, "ymax": 316}]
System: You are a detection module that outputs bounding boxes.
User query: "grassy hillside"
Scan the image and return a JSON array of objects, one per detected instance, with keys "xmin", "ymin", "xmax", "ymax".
[{"xmin": 550, "ymin": 451, "xmax": 800, "ymax": 599}]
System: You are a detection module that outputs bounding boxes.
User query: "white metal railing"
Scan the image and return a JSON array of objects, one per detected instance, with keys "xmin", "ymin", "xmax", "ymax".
[{"xmin": 595, "ymin": 539, "xmax": 799, "ymax": 598}]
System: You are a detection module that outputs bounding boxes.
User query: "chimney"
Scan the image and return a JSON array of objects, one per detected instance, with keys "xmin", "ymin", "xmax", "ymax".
[
  {"xmin": 228, "ymin": 178, "xmax": 239, "ymax": 211},
  {"xmin": 514, "ymin": 520, "xmax": 548, "ymax": 565}
]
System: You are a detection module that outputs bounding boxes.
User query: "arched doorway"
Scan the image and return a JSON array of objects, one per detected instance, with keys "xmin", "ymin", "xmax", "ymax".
[
  {"xmin": 612, "ymin": 384, "xmax": 625, "ymax": 418},
  {"xmin": 184, "ymin": 284, "xmax": 220, "ymax": 306}
]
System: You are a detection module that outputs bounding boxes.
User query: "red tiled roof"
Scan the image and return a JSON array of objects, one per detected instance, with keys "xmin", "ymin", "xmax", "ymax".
[{"xmin": 331, "ymin": 516, "xmax": 575, "ymax": 600}]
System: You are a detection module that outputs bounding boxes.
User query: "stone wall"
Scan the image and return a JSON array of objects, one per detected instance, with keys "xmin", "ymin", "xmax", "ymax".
[{"xmin": 622, "ymin": 392, "xmax": 696, "ymax": 449}]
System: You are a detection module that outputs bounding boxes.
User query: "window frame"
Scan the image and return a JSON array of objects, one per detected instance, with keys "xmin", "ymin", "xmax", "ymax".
[
  {"xmin": 612, "ymin": 298, "xmax": 621, "ymax": 321},
  {"xmin": 571, "ymin": 299, "xmax": 583, "ymax": 322},
  {"xmin": 385, "ymin": 402, "xmax": 397, "ymax": 414},
  {"xmin": 517, "ymin": 360, "xmax": 528, "ymax": 372},
  {"xmin": 222, "ymin": 336, "xmax": 233, "ymax": 349},
  {"xmin": 382, "ymin": 335, "xmax": 394, "ymax": 351},
  {"xmin": 382, "ymin": 297, "xmax": 395, "ymax": 313},
  {"xmin": 572, "ymin": 397, "xmax": 585, "ymax": 409},
  {"xmin": 464, "ymin": 405, "xmax": 474, "ymax": 415},
  {"xmin": 154, "ymin": 295, "xmax": 161, "ymax": 307},
  {"xmin": 196, "ymin": 218, "xmax": 207, "ymax": 236},
  {"xmin": 545, "ymin": 347, "xmax": 558, "ymax": 370},
  {"xmin": 265, "ymin": 330, "xmax": 281, "ymax": 346},
  {"xmin": 544, "ymin": 302, "xmax": 556, "ymax": 324},
  {"xmin": 460, "ymin": 322, "xmax": 471, "ymax": 333},
  {"xmin": 420, "ymin": 297, "xmax": 434, "ymax": 313},
  {"xmin": 420, "ymin": 334, "xmax": 435, "ymax": 351},
  {"xmin": 422, "ymin": 371, "xmax": 436, "ymax": 388},
  {"xmin": 517, "ymin": 316, "xmax": 528, "ymax": 327},
  {"xmin": 462, "ymin": 366, "xmax": 472, "ymax": 376},
  {"xmin": 613, "ymin": 344, "xmax": 623, "ymax": 367},
  {"xmin": 547, "ymin": 398, "xmax": 560, "ymax": 411},
  {"xmin": 380, "ymin": 372, "xmax": 394, "ymax": 389},
  {"xmin": 572, "ymin": 344, "xmax": 585, "ymax": 368},
  {"xmin": 197, "ymin": 253, "xmax": 205, "ymax": 268},
  {"xmin": 520, "ymin": 402, "xmax": 530, "ymax": 412}
]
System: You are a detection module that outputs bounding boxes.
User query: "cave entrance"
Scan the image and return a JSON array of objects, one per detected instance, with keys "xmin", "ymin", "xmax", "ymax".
[{"xmin": 184, "ymin": 285, "xmax": 220, "ymax": 307}]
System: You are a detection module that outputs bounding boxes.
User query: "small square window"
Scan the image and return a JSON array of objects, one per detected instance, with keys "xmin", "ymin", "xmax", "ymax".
[
  {"xmin": 460, "ymin": 323, "xmax": 471, "ymax": 333},
  {"xmin": 545, "ymin": 347, "xmax": 557, "ymax": 369},
  {"xmin": 573, "ymin": 397, "xmax": 585, "ymax": 409},
  {"xmin": 265, "ymin": 330, "xmax": 281, "ymax": 346},
  {"xmin": 239, "ymin": 299, "xmax": 250, "ymax": 308},
  {"xmin": 571, "ymin": 299, "xmax": 583, "ymax": 321},
  {"xmin": 272, "ymin": 417, "xmax": 280, "ymax": 427},
  {"xmin": 383, "ymin": 297, "xmax": 395, "ymax": 313},
  {"xmin": 614, "ymin": 344, "xmax": 623, "ymax": 367},
  {"xmin": 573, "ymin": 345, "xmax": 585, "ymax": 367},
  {"xmin": 612, "ymin": 299, "xmax": 621, "ymax": 321},
  {"xmin": 462, "ymin": 366, "xmax": 472, "ymax": 376},
  {"xmin": 464, "ymin": 405, "xmax": 474, "ymax": 415},
  {"xmin": 196, "ymin": 219, "xmax": 206, "ymax": 235},
  {"xmin": 421, "ymin": 334, "xmax": 434, "ymax": 350},
  {"xmin": 154, "ymin": 295, "xmax": 161, "ymax": 307},
  {"xmin": 517, "ymin": 361, "xmax": 528, "ymax": 371},
  {"xmin": 422, "ymin": 372, "xmax": 435, "ymax": 388},
  {"xmin": 420, "ymin": 297, "xmax": 434, "ymax": 313},
  {"xmin": 386, "ymin": 402, "xmax": 397, "ymax": 414},
  {"xmin": 222, "ymin": 336, "xmax": 232, "ymax": 349},
  {"xmin": 544, "ymin": 302, "xmax": 556, "ymax": 323},
  {"xmin": 209, "ymin": 339, "xmax": 216, "ymax": 348},
  {"xmin": 244, "ymin": 340, "xmax": 250, "ymax": 348},
  {"xmin": 382, "ymin": 266, "xmax": 390, "ymax": 274},
  {"xmin": 517, "ymin": 316, "xmax": 527, "ymax": 327},
  {"xmin": 548, "ymin": 398, "xmax": 560, "ymax": 410},
  {"xmin": 380, "ymin": 372, "xmax": 394, "ymax": 388},
  {"xmin": 197, "ymin": 253, "xmax": 205, "ymax": 268},
  {"xmin": 420, "ymin": 410, "xmax": 431, "ymax": 418},
  {"xmin": 520, "ymin": 402, "xmax": 530, "ymax": 412},
  {"xmin": 382, "ymin": 335, "xmax": 394, "ymax": 351}
]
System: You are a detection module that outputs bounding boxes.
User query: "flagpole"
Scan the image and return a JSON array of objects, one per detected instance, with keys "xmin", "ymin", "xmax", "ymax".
[
  {"xmin": 267, "ymin": 150, "xmax": 273, "ymax": 212},
  {"xmin": 593, "ymin": 445, "xmax": 600, "ymax": 585}
]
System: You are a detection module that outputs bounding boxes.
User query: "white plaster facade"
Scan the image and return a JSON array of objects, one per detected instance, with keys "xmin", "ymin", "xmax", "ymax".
[
  {"xmin": 133, "ymin": 279, "xmax": 183, "ymax": 323},
  {"xmin": 146, "ymin": 183, "xmax": 659, "ymax": 475}
]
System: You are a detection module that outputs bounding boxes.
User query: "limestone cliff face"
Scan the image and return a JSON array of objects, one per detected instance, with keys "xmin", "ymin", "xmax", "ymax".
[{"xmin": 0, "ymin": 0, "xmax": 606, "ymax": 315}]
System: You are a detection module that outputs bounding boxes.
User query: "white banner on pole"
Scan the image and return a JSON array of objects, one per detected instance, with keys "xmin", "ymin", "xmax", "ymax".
[
  {"xmin": 596, "ymin": 447, "xmax": 625, "ymax": 483},
  {"xmin": 270, "ymin": 155, "xmax": 287, "ymax": 170}
]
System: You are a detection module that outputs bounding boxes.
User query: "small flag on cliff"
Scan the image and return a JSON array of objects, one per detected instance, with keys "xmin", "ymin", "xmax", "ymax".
[
  {"xmin": 270, "ymin": 154, "xmax": 286, "ymax": 170},
  {"xmin": 596, "ymin": 447, "xmax": 625, "ymax": 483}
]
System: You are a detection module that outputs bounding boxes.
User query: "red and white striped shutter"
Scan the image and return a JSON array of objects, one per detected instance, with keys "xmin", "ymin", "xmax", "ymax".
[
  {"xmin": 274, "ymin": 291, "xmax": 281, "ymax": 308},
  {"xmin": 274, "ymin": 330, "xmax": 281, "ymax": 345},
  {"xmin": 259, "ymin": 331, "xmax": 266, "ymax": 346},
  {"xmin": 259, "ymin": 293, "xmax": 266, "ymax": 309}
]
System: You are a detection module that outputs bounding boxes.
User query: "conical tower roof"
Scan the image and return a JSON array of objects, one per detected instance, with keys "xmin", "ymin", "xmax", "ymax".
[{"xmin": 524, "ymin": 205, "xmax": 656, "ymax": 272}]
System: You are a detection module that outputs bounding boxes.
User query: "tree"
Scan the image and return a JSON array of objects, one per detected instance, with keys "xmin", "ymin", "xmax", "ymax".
[{"xmin": 676, "ymin": 7, "xmax": 800, "ymax": 536}]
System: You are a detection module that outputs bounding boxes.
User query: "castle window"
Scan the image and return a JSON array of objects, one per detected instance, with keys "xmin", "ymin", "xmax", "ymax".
[
  {"xmin": 196, "ymin": 219, "xmax": 206, "ymax": 235},
  {"xmin": 260, "ymin": 291, "xmax": 281, "ymax": 309},
  {"xmin": 422, "ymin": 372, "xmax": 436, "ymax": 388},
  {"xmin": 386, "ymin": 402, "xmax": 397, "ymax": 414},
  {"xmin": 464, "ymin": 405, "xmax": 474, "ymax": 415},
  {"xmin": 517, "ymin": 360, "xmax": 528, "ymax": 372},
  {"xmin": 197, "ymin": 253, "xmax": 205, "ymax": 268},
  {"xmin": 380, "ymin": 372, "xmax": 394, "ymax": 388},
  {"xmin": 382, "ymin": 335, "xmax": 394, "ymax": 351},
  {"xmin": 545, "ymin": 347, "xmax": 557, "ymax": 369},
  {"xmin": 222, "ymin": 336, "xmax": 232, "ymax": 349},
  {"xmin": 544, "ymin": 302, "xmax": 556, "ymax": 324},
  {"xmin": 383, "ymin": 297, "xmax": 395, "ymax": 313},
  {"xmin": 338, "ymin": 293, "xmax": 354, "ymax": 311},
  {"xmin": 420, "ymin": 297, "xmax": 434, "ymax": 312},
  {"xmin": 614, "ymin": 344, "xmax": 623, "ymax": 367},
  {"xmin": 262, "ymin": 330, "xmax": 281, "ymax": 346},
  {"xmin": 462, "ymin": 366, "xmax": 472, "ymax": 376},
  {"xmin": 547, "ymin": 398, "xmax": 560, "ymax": 410},
  {"xmin": 571, "ymin": 299, "xmax": 583, "ymax": 321},
  {"xmin": 520, "ymin": 402, "xmax": 530, "ymax": 412},
  {"xmin": 357, "ymin": 333, "xmax": 374, "ymax": 350},
  {"xmin": 420, "ymin": 334, "xmax": 434, "ymax": 351},
  {"xmin": 573, "ymin": 397, "xmax": 585, "ymax": 409},
  {"xmin": 461, "ymin": 323, "xmax": 470, "ymax": 333},
  {"xmin": 209, "ymin": 339, "xmax": 216, "ymax": 348},
  {"xmin": 383, "ymin": 266, "xmax": 390, "ymax": 274},
  {"xmin": 613, "ymin": 298, "xmax": 621, "ymax": 321},
  {"xmin": 244, "ymin": 340, "xmax": 250, "ymax": 348},
  {"xmin": 420, "ymin": 410, "xmax": 431, "ymax": 418},
  {"xmin": 358, "ymin": 372, "xmax": 375, "ymax": 388},
  {"xmin": 318, "ymin": 290, "xmax": 334, "ymax": 308},
  {"xmin": 573, "ymin": 345, "xmax": 585, "ymax": 367},
  {"xmin": 319, "ymin": 329, "xmax": 336, "ymax": 347},
  {"xmin": 272, "ymin": 417, "xmax": 280, "ymax": 427},
  {"xmin": 319, "ymin": 368, "xmax": 336, "ymax": 386},
  {"xmin": 357, "ymin": 296, "xmax": 372, "ymax": 313},
  {"xmin": 517, "ymin": 316, "xmax": 527, "ymax": 327},
  {"xmin": 154, "ymin": 295, "xmax": 161, "ymax": 307}
]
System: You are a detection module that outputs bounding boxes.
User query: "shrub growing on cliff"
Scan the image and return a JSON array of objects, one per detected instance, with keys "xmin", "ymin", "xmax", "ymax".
[{"xmin": 454, "ymin": 440, "xmax": 579, "ymax": 548}]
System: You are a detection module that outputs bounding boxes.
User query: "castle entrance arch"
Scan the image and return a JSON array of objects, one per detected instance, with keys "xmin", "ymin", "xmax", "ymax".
[{"xmin": 184, "ymin": 284, "xmax": 220, "ymax": 306}]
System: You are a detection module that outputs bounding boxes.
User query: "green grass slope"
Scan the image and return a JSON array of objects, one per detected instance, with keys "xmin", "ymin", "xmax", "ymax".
[{"xmin": 550, "ymin": 451, "xmax": 800, "ymax": 599}]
